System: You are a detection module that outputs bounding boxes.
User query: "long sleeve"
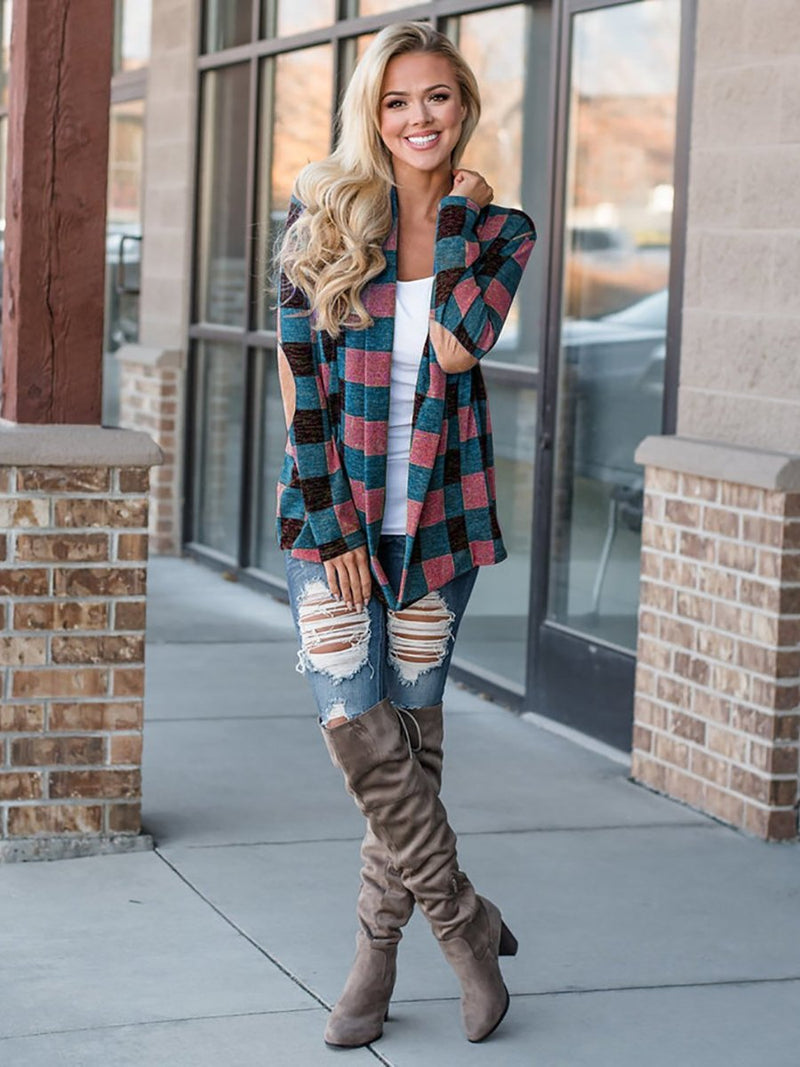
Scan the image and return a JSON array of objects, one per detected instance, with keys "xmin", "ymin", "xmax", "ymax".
[
  {"xmin": 432, "ymin": 196, "xmax": 536, "ymax": 361},
  {"xmin": 278, "ymin": 200, "xmax": 366, "ymax": 560}
]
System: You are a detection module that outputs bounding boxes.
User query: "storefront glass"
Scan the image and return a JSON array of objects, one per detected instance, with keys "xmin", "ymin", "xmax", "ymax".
[
  {"xmin": 204, "ymin": 0, "xmax": 252, "ymax": 53},
  {"xmin": 256, "ymin": 44, "xmax": 335, "ymax": 331},
  {"xmin": 547, "ymin": 0, "xmax": 681, "ymax": 651},
  {"xmin": 193, "ymin": 341, "xmax": 247, "ymax": 559},
  {"xmin": 196, "ymin": 63, "xmax": 251, "ymax": 326},
  {"xmin": 274, "ymin": 0, "xmax": 336, "ymax": 37}
]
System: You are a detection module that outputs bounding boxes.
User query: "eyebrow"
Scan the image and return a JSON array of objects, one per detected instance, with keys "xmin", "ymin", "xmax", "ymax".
[{"xmin": 380, "ymin": 83, "xmax": 453, "ymax": 100}]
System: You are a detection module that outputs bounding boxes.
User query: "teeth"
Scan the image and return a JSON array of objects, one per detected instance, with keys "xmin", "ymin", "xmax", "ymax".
[{"xmin": 407, "ymin": 133, "xmax": 439, "ymax": 145}]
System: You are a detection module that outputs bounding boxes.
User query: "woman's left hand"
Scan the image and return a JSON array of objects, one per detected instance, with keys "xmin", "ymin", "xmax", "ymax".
[{"xmin": 449, "ymin": 169, "xmax": 494, "ymax": 209}]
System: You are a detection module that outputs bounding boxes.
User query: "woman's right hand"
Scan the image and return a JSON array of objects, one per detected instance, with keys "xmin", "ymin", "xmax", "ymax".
[
  {"xmin": 450, "ymin": 169, "xmax": 494, "ymax": 209},
  {"xmin": 324, "ymin": 545, "xmax": 372, "ymax": 611}
]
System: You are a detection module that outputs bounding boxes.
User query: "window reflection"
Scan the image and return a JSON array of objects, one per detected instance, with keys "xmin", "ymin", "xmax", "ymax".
[
  {"xmin": 359, "ymin": 0, "xmax": 420, "ymax": 14},
  {"xmin": 255, "ymin": 349, "xmax": 290, "ymax": 576},
  {"xmin": 197, "ymin": 64, "xmax": 250, "ymax": 326},
  {"xmin": 457, "ymin": 382, "xmax": 537, "ymax": 688},
  {"xmin": 114, "ymin": 0, "xmax": 152, "ymax": 72},
  {"xmin": 204, "ymin": 0, "xmax": 252, "ymax": 52},
  {"xmin": 104, "ymin": 101, "xmax": 145, "ymax": 425},
  {"xmin": 256, "ymin": 45, "xmax": 333, "ymax": 330},
  {"xmin": 274, "ymin": 0, "xmax": 335, "ymax": 37},
  {"xmin": 0, "ymin": 0, "xmax": 11, "ymax": 108},
  {"xmin": 194, "ymin": 342, "xmax": 247, "ymax": 559},
  {"xmin": 548, "ymin": 0, "xmax": 680, "ymax": 651},
  {"xmin": 454, "ymin": 4, "xmax": 547, "ymax": 368}
]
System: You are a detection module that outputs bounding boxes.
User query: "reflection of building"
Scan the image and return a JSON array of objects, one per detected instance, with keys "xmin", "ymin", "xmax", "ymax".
[{"xmin": 3, "ymin": 0, "xmax": 799, "ymax": 844}]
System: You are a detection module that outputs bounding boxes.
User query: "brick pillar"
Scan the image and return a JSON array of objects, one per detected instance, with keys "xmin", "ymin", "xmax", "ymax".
[
  {"xmin": 116, "ymin": 346, "xmax": 183, "ymax": 554},
  {"xmin": 0, "ymin": 425, "xmax": 162, "ymax": 862},
  {"xmin": 631, "ymin": 436, "xmax": 800, "ymax": 842}
]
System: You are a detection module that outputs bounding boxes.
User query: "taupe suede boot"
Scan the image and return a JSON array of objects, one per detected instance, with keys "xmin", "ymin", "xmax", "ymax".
[
  {"xmin": 321, "ymin": 698, "xmax": 516, "ymax": 1044},
  {"xmin": 324, "ymin": 704, "xmax": 444, "ymax": 1049}
]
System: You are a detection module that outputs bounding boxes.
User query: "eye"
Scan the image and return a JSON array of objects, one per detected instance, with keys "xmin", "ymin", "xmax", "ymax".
[
  {"xmin": 430, "ymin": 92, "xmax": 451, "ymax": 102},
  {"xmin": 385, "ymin": 99, "xmax": 405, "ymax": 109}
]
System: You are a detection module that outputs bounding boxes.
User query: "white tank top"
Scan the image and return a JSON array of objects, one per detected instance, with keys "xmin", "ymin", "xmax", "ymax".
[{"xmin": 383, "ymin": 276, "xmax": 435, "ymax": 534}]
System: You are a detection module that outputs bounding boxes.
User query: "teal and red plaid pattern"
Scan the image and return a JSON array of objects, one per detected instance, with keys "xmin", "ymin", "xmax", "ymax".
[{"xmin": 276, "ymin": 190, "xmax": 536, "ymax": 610}]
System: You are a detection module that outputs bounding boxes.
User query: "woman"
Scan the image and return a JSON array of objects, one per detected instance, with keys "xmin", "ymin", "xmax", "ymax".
[{"xmin": 276, "ymin": 21, "xmax": 535, "ymax": 1049}]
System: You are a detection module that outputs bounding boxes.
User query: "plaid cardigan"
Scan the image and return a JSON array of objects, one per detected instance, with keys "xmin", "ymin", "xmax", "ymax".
[{"xmin": 276, "ymin": 189, "xmax": 536, "ymax": 610}]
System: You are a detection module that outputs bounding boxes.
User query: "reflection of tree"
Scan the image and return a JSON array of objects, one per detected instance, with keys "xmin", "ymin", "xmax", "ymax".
[
  {"xmin": 457, "ymin": 7, "xmax": 525, "ymax": 208},
  {"xmin": 272, "ymin": 47, "xmax": 334, "ymax": 208},
  {"xmin": 573, "ymin": 92, "xmax": 676, "ymax": 209},
  {"xmin": 277, "ymin": 0, "xmax": 336, "ymax": 39}
]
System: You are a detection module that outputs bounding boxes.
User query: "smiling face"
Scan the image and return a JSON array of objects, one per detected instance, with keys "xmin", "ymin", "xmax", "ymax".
[{"xmin": 378, "ymin": 51, "xmax": 467, "ymax": 179}]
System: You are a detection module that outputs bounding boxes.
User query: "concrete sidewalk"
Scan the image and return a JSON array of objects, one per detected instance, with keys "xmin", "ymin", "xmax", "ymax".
[{"xmin": 3, "ymin": 556, "xmax": 800, "ymax": 1066}]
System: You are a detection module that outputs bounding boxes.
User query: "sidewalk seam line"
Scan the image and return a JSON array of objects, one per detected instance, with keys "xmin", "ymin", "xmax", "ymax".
[
  {"xmin": 152, "ymin": 848, "xmax": 395, "ymax": 1066},
  {"xmin": 164, "ymin": 821, "xmax": 717, "ymax": 850}
]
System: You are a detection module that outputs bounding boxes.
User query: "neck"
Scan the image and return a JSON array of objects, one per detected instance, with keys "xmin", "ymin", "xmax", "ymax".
[{"xmin": 393, "ymin": 161, "xmax": 452, "ymax": 223}]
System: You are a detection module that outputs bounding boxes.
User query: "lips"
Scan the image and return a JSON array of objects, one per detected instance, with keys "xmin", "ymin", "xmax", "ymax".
[{"xmin": 405, "ymin": 132, "xmax": 441, "ymax": 149}]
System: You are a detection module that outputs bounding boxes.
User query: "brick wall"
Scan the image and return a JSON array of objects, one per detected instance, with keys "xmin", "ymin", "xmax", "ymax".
[
  {"xmin": 0, "ymin": 430, "xmax": 160, "ymax": 861},
  {"xmin": 632, "ymin": 441, "xmax": 800, "ymax": 841},
  {"xmin": 117, "ymin": 347, "xmax": 183, "ymax": 554}
]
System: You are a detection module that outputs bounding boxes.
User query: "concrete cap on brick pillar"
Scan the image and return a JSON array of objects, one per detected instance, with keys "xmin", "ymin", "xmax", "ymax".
[
  {"xmin": 0, "ymin": 421, "xmax": 163, "ymax": 467},
  {"xmin": 114, "ymin": 344, "xmax": 185, "ymax": 370},
  {"xmin": 635, "ymin": 436, "xmax": 800, "ymax": 491}
]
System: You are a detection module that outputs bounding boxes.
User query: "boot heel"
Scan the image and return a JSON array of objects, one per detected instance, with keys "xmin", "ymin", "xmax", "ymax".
[{"xmin": 498, "ymin": 920, "xmax": 518, "ymax": 957}]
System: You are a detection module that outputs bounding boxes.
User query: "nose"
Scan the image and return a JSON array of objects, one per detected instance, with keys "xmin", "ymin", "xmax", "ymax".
[{"xmin": 408, "ymin": 97, "xmax": 432, "ymax": 125}]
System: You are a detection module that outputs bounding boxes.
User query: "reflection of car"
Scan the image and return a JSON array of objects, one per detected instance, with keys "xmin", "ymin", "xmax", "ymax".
[
  {"xmin": 561, "ymin": 288, "xmax": 667, "ymax": 485},
  {"xmin": 569, "ymin": 225, "xmax": 634, "ymax": 263}
]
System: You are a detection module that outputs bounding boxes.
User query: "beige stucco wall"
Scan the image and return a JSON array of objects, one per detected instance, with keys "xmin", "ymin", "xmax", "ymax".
[
  {"xmin": 138, "ymin": 0, "xmax": 199, "ymax": 350},
  {"xmin": 678, "ymin": 0, "xmax": 800, "ymax": 452}
]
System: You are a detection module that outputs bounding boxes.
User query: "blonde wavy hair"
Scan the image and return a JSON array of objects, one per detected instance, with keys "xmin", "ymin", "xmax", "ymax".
[{"xmin": 278, "ymin": 21, "xmax": 481, "ymax": 337}]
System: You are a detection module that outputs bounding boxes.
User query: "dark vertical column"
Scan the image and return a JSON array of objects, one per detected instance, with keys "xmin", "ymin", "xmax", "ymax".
[{"xmin": 1, "ymin": 0, "xmax": 113, "ymax": 424}]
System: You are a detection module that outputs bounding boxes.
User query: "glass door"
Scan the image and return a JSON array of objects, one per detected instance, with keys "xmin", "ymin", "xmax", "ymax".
[{"xmin": 531, "ymin": 0, "xmax": 686, "ymax": 749}]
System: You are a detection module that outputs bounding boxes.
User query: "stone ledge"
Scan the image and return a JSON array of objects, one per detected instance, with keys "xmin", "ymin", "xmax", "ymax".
[
  {"xmin": 0, "ymin": 422, "xmax": 163, "ymax": 467},
  {"xmin": 115, "ymin": 343, "xmax": 184, "ymax": 369},
  {"xmin": 636, "ymin": 435, "xmax": 800, "ymax": 491},
  {"xmin": 0, "ymin": 832, "xmax": 154, "ymax": 864}
]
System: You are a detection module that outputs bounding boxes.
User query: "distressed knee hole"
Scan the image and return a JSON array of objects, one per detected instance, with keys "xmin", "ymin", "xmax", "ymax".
[
  {"xmin": 296, "ymin": 579, "xmax": 371, "ymax": 682},
  {"xmin": 388, "ymin": 590, "xmax": 455, "ymax": 685},
  {"xmin": 321, "ymin": 700, "xmax": 349, "ymax": 729}
]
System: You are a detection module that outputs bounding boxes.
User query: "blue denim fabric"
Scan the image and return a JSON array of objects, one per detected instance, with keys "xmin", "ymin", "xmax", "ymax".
[{"xmin": 285, "ymin": 536, "xmax": 477, "ymax": 724}]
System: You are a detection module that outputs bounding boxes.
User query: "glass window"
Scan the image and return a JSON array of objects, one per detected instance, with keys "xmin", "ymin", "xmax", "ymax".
[
  {"xmin": 204, "ymin": 0, "xmax": 253, "ymax": 53},
  {"xmin": 272, "ymin": 0, "xmax": 335, "ymax": 38},
  {"xmin": 193, "ymin": 341, "xmax": 247, "ymax": 559},
  {"xmin": 196, "ymin": 63, "xmax": 251, "ymax": 326},
  {"xmin": 547, "ymin": 0, "xmax": 681, "ymax": 651},
  {"xmin": 103, "ymin": 100, "xmax": 145, "ymax": 425},
  {"xmin": 0, "ymin": 0, "xmax": 11, "ymax": 108},
  {"xmin": 454, "ymin": 4, "xmax": 547, "ymax": 368},
  {"xmin": 359, "ymin": 0, "xmax": 420, "ymax": 15},
  {"xmin": 254, "ymin": 349, "xmax": 290, "ymax": 576},
  {"xmin": 256, "ymin": 44, "xmax": 334, "ymax": 330},
  {"xmin": 456, "ymin": 381, "xmax": 537, "ymax": 688},
  {"xmin": 114, "ymin": 0, "xmax": 152, "ymax": 73}
]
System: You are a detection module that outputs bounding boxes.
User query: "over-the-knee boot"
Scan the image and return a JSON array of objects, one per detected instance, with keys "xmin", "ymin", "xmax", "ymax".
[
  {"xmin": 322, "ymin": 698, "xmax": 516, "ymax": 1044},
  {"xmin": 324, "ymin": 704, "xmax": 444, "ymax": 1049}
]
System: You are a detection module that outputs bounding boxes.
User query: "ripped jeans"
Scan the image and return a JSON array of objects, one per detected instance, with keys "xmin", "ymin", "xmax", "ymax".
[{"xmin": 285, "ymin": 536, "xmax": 477, "ymax": 725}]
